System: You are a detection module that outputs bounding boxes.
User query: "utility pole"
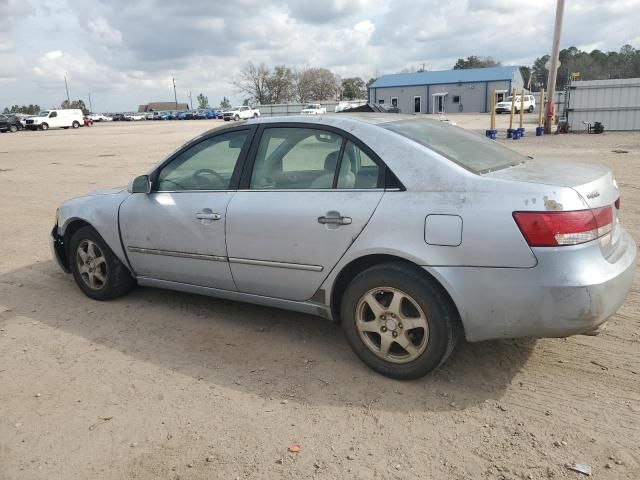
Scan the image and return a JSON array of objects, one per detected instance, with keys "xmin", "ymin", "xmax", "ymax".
[
  {"xmin": 64, "ymin": 76, "xmax": 70, "ymax": 107},
  {"xmin": 88, "ymin": 93, "xmax": 93, "ymax": 113},
  {"xmin": 188, "ymin": 91, "xmax": 193, "ymax": 110},
  {"xmin": 172, "ymin": 77, "xmax": 178, "ymax": 109},
  {"xmin": 544, "ymin": 0, "xmax": 565, "ymax": 134}
]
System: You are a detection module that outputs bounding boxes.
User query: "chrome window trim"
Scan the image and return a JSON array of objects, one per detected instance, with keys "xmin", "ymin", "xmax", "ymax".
[
  {"xmin": 234, "ymin": 188, "xmax": 386, "ymax": 193},
  {"xmin": 228, "ymin": 257, "xmax": 323, "ymax": 272},
  {"xmin": 127, "ymin": 246, "xmax": 227, "ymax": 262}
]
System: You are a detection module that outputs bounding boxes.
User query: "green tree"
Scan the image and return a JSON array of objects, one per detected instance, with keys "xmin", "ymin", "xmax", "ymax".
[
  {"xmin": 453, "ymin": 56, "xmax": 500, "ymax": 69},
  {"xmin": 61, "ymin": 99, "xmax": 89, "ymax": 115},
  {"xmin": 341, "ymin": 77, "xmax": 366, "ymax": 100},
  {"xmin": 3, "ymin": 104, "xmax": 41, "ymax": 114},
  {"xmin": 197, "ymin": 93, "xmax": 209, "ymax": 109},
  {"xmin": 219, "ymin": 96, "xmax": 231, "ymax": 110}
]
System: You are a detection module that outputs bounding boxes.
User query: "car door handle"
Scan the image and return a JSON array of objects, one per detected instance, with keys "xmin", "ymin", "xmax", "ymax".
[
  {"xmin": 318, "ymin": 215, "xmax": 352, "ymax": 225},
  {"xmin": 195, "ymin": 212, "xmax": 221, "ymax": 220}
]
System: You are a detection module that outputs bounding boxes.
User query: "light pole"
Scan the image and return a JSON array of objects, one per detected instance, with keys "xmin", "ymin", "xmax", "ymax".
[
  {"xmin": 173, "ymin": 77, "xmax": 178, "ymax": 109},
  {"xmin": 544, "ymin": 0, "xmax": 565, "ymax": 134}
]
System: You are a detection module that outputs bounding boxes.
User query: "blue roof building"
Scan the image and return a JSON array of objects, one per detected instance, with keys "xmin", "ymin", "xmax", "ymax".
[{"xmin": 368, "ymin": 66, "xmax": 524, "ymax": 114}]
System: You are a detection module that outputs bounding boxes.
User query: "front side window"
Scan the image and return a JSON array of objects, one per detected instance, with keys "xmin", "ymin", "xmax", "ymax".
[
  {"xmin": 49, "ymin": 112, "xmax": 57, "ymax": 118},
  {"xmin": 250, "ymin": 128, "xmax": 343, "ymax": 190},
  {"xmin": 157, "ymin": 130, "xmax": 248, "ymax": 191}
]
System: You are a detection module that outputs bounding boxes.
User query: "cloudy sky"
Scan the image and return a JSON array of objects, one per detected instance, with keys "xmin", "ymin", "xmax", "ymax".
[{"xmin": 1, "ymin": 0, "xmax": 639, "ymax": 112}]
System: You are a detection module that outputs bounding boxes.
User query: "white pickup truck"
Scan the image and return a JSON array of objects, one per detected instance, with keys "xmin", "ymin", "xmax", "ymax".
[
  {"xmin": 301, "ymin": 104, "xmax": 327, "ymax": 115},
  {"xmin": 222, "ymin": 106, "xmax": 260, "ymax": 121}
]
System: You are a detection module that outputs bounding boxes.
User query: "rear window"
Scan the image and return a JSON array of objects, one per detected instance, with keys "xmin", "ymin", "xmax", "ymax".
[{"xmin": 382, "ymin": 119, "xmax": 527, "ymax": 173}]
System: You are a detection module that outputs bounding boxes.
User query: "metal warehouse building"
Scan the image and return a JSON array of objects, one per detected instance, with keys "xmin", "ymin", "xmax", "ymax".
[
  {"xmin": 368, "ymin": 66, "xmax": 524, "ymax": 114},
  {"xmin": 567, "ymin": 78, "xmax": 640, "ymax": 131}
]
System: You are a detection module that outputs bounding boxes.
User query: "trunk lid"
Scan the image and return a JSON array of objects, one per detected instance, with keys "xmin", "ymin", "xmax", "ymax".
[{"xmin": 487, "ymin": 159, "xmax": 621, "ymax": 257}]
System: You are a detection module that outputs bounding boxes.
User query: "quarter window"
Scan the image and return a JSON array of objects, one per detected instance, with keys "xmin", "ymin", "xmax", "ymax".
[
  {"xmin": 250, "ymin": 128, "xmax": 344, "ymax": 189},
  {"xmin": 156, "ymin": 131, "xmax": 248, "ymax": 191},
  {"xmin": 338, "ymin": 141, "xmax": 380, "ymax": 189}
]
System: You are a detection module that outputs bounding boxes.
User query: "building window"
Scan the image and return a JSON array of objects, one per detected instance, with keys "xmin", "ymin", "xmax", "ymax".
[
  {"xmin": 378, "ymin": 99, "xmax": 385, "ymax": 105},
  {"xmin": 391, "ymin": 97, "xmax": 398, "ymax": 107},
  {"xmin": 453, "ymin": 95, "xmax": 460, "ymax": 104}
]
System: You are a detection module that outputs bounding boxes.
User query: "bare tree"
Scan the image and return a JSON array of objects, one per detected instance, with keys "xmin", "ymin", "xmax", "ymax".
[
  {"xmin": 234, "ymin": 62, "xmax": 271, "ymax": 104},
  {"xmin": 302, "ymin": 68, "xmax": 337, "ymax": 101},
  {"xmin": 292, "ymin": 65, "xmax": 310, "ymax": 103},
  {"xmin": 266, "ymin": 65, "xmax": 294, "ymax": 104}
]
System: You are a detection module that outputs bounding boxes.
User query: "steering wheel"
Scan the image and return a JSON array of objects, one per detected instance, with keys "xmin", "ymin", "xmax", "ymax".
[{"xmin": 192, "ymin": 168, "xmax": 226, "ymax": 189}]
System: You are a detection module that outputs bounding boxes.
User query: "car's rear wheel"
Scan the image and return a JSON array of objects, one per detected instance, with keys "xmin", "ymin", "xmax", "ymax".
[
  {"xmin": 9, "ymin": 124, "xmax": 18, "ymax": 133},
  {"xmin": 69, "ymin": 226, "xmax": 135, "ymax": 300},
  {"xmin": 528, "ymin": 105, "xmax": 534, "ymax": 113},
  {"xmin": 40, "ymin": 123, "xmax": 49, "ymax": 131},
  {"xmin": 72, "ymin": 121, "xmax": 80, "ymax": 129},
  {"xmin": 253, "ymin": 113, "xmax": 258, "ymax": 118},
  {"xmin": 340, "ymin": 262, "xmax": 459, "ymax": 379}
]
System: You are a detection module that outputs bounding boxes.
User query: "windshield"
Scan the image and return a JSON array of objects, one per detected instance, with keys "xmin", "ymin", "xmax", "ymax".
[
  {"xmin": 38, "ymin": 111, "xmax": 50, "ymax": 117},
  {"xmin": 503, "ymin": 96, "xmax": 522, "ymax": 103},
  {"xmin": 382, "ymin": 119, "xmax": 527, "ymax": 173},
  {"xmin": 304, "ymin": 104, "xmax": 317, "ymax": 109}
]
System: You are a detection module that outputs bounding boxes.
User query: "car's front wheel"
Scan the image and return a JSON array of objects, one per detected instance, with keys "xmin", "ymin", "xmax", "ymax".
[
  {"xmin": 234, "ymin": 114, "xmax": 240, "ymax": 121},
  {"xmin": 69, "ymin": 226, "xmax": 135, "ymax": 300},
  {"xmin": 340, "ymin": 262, "xmax": 459, "ymax": 379},
  {"xmin": 9, "ymin": 125, "xmax": 18, "ymax": 133},
  {"xmin": 72, "ymin": 121, "xmax": 80, "ymax": 128},
  {"xmin": 40, "ymin": 123, "xmax": 49, "ymax": 131}
]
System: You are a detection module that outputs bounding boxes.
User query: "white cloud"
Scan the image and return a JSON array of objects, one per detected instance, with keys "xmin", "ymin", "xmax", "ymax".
[{"xmin": 0, "ymin": 0, "xmax": 639, "ymax": 110}]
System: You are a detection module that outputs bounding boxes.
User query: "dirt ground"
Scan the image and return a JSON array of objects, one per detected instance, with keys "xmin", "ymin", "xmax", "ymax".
[{"xmin": 0, "ymin": 115, "xmax": 638, "ymax": 480}]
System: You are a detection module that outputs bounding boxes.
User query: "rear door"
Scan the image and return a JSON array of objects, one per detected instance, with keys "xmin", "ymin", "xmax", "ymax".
[{"xmin": 226, "ymin": 125, "xmax": 385, "ymax": 301}]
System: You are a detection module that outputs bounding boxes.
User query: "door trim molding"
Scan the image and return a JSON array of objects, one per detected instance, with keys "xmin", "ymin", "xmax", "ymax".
[
  {"xmin": 127, "ymin": 246, "xmax": 227, "ymax": 263},
  {"xmin": 127, "ymin": 246, "xmax": 323, "ymax": 272},
  {"xmin": 228, "ymin": 257, "xmax": 323, "ymax": 272}
]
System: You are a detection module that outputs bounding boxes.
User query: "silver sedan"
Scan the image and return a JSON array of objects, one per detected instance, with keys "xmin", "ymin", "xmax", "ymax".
[{"xmin": 51, "ymin": 114, "xmax": 637, "ymax": 379}]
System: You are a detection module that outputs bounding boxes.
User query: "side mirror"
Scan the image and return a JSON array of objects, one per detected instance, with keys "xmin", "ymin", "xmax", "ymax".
[{"xmin": 128, "ymin": 175, "xmax": 151, "ymax": 194}]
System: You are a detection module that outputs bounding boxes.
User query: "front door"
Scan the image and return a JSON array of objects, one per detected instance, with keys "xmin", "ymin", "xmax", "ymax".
[
  {"xmin": 119, "ymin": 129, "xmax": 252, "ymax": 290},
  {"xmin": 414, "ymin": 96, "xmax": 421, "ymax": 113},
  {"xmin": 226, "ymin": 126, "xmax": 384, "ymax": 301},
  {"xmin": 437, "ymin": 95, "xmax": 445, "ymax": 113}
]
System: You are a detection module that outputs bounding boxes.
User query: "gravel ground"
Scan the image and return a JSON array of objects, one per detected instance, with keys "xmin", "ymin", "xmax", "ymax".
[{"xmin": 0, "ymin": 115, "xmax": 638, "ymax": 479}]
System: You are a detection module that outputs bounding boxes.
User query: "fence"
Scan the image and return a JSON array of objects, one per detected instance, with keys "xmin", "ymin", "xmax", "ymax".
[
  {"xmin": 255, "ymin": 100, "xmax": 367, "ymax": 117},
  {"xmin": 566, "ymin": 78, "xmax": 640, "ymax": 131}
]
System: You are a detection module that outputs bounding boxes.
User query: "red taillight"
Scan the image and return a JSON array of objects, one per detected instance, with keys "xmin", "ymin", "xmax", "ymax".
[
  {"xmin": 513, "ymin": 206, "xmax": 613, "ymax": 247},
  {"xmin": 615, "ymin": 197, "xmax": 620, "ymax": 209}
]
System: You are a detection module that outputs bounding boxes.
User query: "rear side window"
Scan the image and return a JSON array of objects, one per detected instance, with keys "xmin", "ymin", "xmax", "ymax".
[
  {"xmin": 250, "ymin": 128, "xmax": 343, "ymax": 189},
  {"xmin": 382, "ymin": 119, "xmax": 527, "ymax": 173}
]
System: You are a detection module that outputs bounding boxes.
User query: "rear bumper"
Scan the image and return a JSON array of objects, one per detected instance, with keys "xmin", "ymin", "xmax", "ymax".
[
  {"xmin": 51, "ymin": 225, "xmax": 70, "ymax": 273},
  {"xmin": 429, "ymin": 228, "xmax": 637, "ymax": 342}
]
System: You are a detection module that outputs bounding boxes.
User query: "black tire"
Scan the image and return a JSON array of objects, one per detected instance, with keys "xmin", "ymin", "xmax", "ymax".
[
  {"xmin": 72, "ymin": 121, "xmax": 80, "ymax": 129},
  {"xmin": 253, "ymin": 113, "xmax": 258, "ymax": 118},
  {"xmin": 69, "ymin": 225, "xmax": 135, "ymax": 301},
  {"xmin": 528, "ymin": 105, "xmax": 534, "ymax": 113},
  {"xmin": 234, "ymin": 114, "xmax": 240, "ymax": 121},
  {"xmin": 9, "ymin": 124, "xmax": 18, "ymax": 133},
  {"xmin": 340, "ymin": 262, "xmax": 459, "ymax": 380},
  {"xmin": 40, "ymin": 123, "xmax": 49, "ymax": 131}
]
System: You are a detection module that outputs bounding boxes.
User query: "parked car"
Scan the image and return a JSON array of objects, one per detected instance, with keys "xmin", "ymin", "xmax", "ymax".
[
  {"xmin": 51, "ymin": 115, "xmax": 636, "ymax": 379},
  {"xmin": 25, "ymin": 109, "xmax": 84, "ymax": 131},
  {"xmin": 83, "ymin": 116, "xmax": 94, "ymax": 127},
  {"xmin": 125, "ymin": 113, "xmax": 146, "ymax": 121},
  {"xmin": 496, "ymin": 95, "xmax": 536, "ymax": 113},
  {"xmin": 301, "ymin": 104, "xmax": 327, "ymax": 115},
  {"xmin": 0, "ymin": 114, "xmax": 23, "ymax": 133},
  {"xmin": 222, "ymin": 105, "xmax": 260, "ymax": 121},
  {"xmin": 88, "ymin": 113, "xmax": 110, "ymax": 122},
  {"xmin": 112, "ymin": 113, "xmax": 126, "ymax": 121}
]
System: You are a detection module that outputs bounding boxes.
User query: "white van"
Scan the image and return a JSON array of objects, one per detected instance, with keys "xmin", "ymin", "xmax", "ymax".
[{"xmin": 25, "ymin": 109, "xmax": 84, "ymax": 131}]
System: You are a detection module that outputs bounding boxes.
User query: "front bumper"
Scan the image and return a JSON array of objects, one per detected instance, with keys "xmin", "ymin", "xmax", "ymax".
[
  {"xmin": 51, "ymin": 225, "xmax": 70, "ymax": 273},
  {"xmin": 429, "ymin": 227, "xmax": 637, "ymax": 342}
]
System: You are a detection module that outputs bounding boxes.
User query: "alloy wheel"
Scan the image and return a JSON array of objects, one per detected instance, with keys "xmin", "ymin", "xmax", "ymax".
[
  {"xmin": 76, "ymin": 240, "xmax": 108, "ymax": 290},
  {"xmin": 355, "ymin": 287, "xmax": 429, "ymax": 364}
]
